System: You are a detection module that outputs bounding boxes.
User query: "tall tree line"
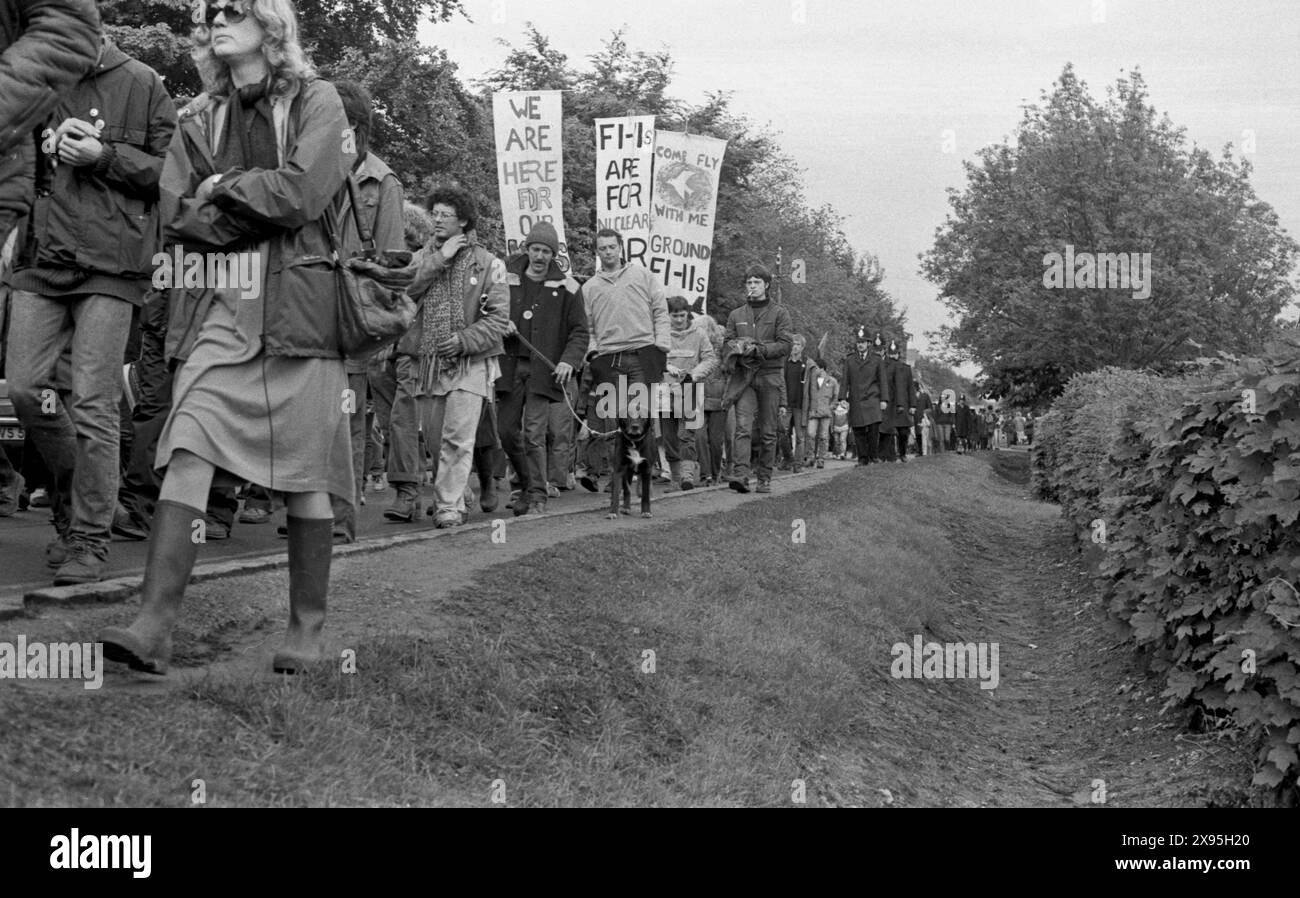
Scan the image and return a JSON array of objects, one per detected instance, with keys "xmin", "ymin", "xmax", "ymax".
[{"xmin": 101, "ymin": 6, "xmax": 921, "ymax": 377}]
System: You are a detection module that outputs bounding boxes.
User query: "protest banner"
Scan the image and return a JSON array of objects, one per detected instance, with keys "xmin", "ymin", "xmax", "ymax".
[
  {"xmin": 594, "ymin": 116, "xmax": 655, "ymax": 264},
  {"xmin": 648, "ymin": 130, "xmax": 727, "ymax": 310},
  {"xmin": 493, "ymin": 90, "xmax": 569, "ymax": 270}
]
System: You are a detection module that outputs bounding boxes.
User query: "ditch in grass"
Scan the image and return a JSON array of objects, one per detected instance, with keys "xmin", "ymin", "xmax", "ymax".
[{"xmin": 2, "ymin": 456, "xmax": 1254, "ymax": 806}]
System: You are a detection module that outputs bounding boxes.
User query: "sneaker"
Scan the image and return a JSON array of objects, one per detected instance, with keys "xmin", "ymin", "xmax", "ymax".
[
  {"xmin": 434, "ymin": 512, "xmax": 464, "ymax": 529},
  {"xmin": 204, "ymin": 515, "xmax": 231, "ymax": 540},
  {"xmin": 547, "ymin": 482, "xmax": 560, "ymax": 499},
  {"xmin": 30, "ymin": 487, "xmax": 50, "ymax": 508},
  {"xmin": 728, "ymin": 477, "xmax": 751, "ymax": 494},
  {"xmin": 367, "ymin": 473, "xmax": 388, "ymax": 493},
  {"xmin": 238, "ymin": 505, "xmax": 272, "ymax": 524},
  {"xmin": 755, "ymin": 480, "xmax": 772, "ymax": 494},
  {"xmin": 579, "ymin": 474, "xmax": 599, "ymax": 493},
  {"xmin": 111, "ymin": 504, "xmax": 149, "ymax": 540},
  {"xmin": 680, "ymin": 476, "xmax": 694, "ymax": 490},
  {"xmin": 53, "ymin": 544, "xmax": 107, "ymax": 585},
  {"xmin": 45, "ymin": 534, "xmax": 71, "ymax": 569}
]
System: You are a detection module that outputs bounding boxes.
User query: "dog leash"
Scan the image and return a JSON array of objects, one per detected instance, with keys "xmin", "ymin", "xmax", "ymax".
[{"xmin": 510, "ymin": 330, "xmax": 621, "ymax": 440}]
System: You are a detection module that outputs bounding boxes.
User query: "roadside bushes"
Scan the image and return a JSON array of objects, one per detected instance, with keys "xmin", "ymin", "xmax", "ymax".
[{"xmin": 1034, "ymin": 340, "xmax": 1300, "ymax": 793}]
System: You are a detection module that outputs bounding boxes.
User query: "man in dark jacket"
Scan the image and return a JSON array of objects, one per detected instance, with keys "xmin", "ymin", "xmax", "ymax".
[
  {"xmin": 497, "ymin": 221, "xmax": 588, "ymax": 516},
  {"xmin": 887, "ymin": 339, "xmax": 916, "ymax": 462},
  {"xmin": 839, "ymin": 327, "xmax": 891, "ymax": 465},
  {"xmin": 723, "ymin": 264, "xmax": 793, "ymax": 493},
  {"xmin": 778, "ymin": 332, "xmax": 807, "ymax": 472},
  {"xmin": 955, "ymin": 395, "xmax": 974, "ymax": 453},
  {"xmin": 6, "ymin": 34, "xmax": 174, "ymax": 585},
  {"xmin": 326, "ymin": 80, "xmax": 404, "ymax": 541},
  {"xmin": 0, "ymin": 0, "xmax": 101, "ymax": 248}
]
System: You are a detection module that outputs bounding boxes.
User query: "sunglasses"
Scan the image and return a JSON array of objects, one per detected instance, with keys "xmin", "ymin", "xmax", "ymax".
[{"xmin": 201, "ymin": 2, "xmax": 249, "ymax": 26}]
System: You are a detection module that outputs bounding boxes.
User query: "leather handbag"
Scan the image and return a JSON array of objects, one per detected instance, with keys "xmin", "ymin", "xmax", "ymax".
[{"xmin": 328, "ymin": 176, "xmax": 417, "ymax": 360}]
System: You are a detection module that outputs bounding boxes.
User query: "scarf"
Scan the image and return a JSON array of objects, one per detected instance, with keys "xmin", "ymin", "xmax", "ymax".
[
  {"xmin": 215, "ymin": 80, "xmax": 279, "ymax": 174},
  {"xmin": 416, "ymin": 234, "xmax": 475, "ymax": 390}
]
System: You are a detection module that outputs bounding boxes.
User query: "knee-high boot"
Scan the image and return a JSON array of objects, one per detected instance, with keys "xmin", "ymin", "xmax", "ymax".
[
  {"xmin": 272, "ymin": 516, "xmax": 333, "ymax": 674},
  {"xmin": 99, "ymin": 500, "xmax": 204, "ymax": 675},
  {"xmin": 474, "ymin": 445, "xmax": 498, "ymax": 512}
]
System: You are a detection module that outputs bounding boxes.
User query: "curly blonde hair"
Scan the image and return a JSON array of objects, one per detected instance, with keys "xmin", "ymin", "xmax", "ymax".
[{"xmin": 189, "ymin": 0, "xmax": 315, "ymax": 99}]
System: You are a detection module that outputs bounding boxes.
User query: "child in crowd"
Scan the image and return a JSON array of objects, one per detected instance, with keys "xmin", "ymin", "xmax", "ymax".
[{"xmin": 831, "ymin": 399, "xmax": 850, "ymax": 459}]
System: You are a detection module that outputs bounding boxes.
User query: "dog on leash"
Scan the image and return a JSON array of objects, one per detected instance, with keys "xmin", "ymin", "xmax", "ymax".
[{"xmin": 609, "ymin": 416, "xmax": 654, "ymax": 520}]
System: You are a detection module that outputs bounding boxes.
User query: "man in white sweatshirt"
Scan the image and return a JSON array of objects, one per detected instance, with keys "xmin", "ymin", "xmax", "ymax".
[{"xmin": 578, "ymin": 227, "xmax": 670, "ymax": 492}]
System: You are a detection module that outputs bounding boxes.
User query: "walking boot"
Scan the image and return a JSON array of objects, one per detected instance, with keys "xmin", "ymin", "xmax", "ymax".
[
  {"xmin": 272, "ymin": 516, "xmax": 333, "ymax": 674},
  {"xmin": 383, "ymin": 482, "xmax": 422, "ymax": 522},
  {"xmin": 680, "ymin": 460, "xmax": 696, "ymax": 491},
  {"xmin": 666, "ymin": 460, "xmax": 682, "ymax": 491},
  {"xmin": 474, "ymin": 447, "xmax": 498, "ymax": 513},
  {"xmin": 98, "ymin": 500, "xmax": 205, "ymax": 675}
]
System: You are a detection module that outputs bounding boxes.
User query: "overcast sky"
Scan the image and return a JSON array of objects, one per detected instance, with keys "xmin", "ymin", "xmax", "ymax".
[{"xmin": 418, "ymin": 0, "xmax": 1300, "ymax": 356}]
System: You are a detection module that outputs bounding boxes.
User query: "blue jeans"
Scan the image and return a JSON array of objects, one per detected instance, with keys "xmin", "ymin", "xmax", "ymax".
[
  {"xmin": 733, "ymin": 369, "xmax": 782, "ymax": 482},
  {"xmin": 6, "ymin": 290, "xmax": 132, "ymax": 552}
]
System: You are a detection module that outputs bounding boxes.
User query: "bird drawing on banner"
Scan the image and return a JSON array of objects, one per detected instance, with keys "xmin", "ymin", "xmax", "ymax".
[{"xmin": 666, "ymin": 169, "xmax": 696, "ymax": 204}]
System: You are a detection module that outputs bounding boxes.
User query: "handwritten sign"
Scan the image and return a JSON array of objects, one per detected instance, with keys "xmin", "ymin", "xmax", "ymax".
[
  {"xmin": 594, "ymin": 116, "xmax": 655, "ymax": 264},
  {"xmin": 493, "ymin": 90, "xmax": 569, "ymax": 271},
  {"xmin": 647, "ymin": 130, "xmax": 726, "ymax": 310}
]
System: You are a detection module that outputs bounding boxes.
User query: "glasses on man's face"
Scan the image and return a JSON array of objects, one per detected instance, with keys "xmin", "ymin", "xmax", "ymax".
[
  {"xmin": 429, "ymin": 210, "xmax": 458, "ymax": 221},
  {"xmin": 203, "ymin": 2, "xmax": 248, "ymax": 26}
]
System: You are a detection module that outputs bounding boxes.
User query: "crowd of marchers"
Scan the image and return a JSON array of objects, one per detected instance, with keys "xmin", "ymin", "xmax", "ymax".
[{"xmin": 0, "ymin": 0, "xmax": 1026, "ymax": 677}]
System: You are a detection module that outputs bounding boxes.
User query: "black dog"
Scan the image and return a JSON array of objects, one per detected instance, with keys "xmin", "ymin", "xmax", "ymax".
[{"xmin": 608, "ymin": 416, "xmax": 654, "ymax": 520}]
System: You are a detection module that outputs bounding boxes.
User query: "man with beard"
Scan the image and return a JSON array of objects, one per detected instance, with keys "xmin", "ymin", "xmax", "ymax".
[
  {"xmin": 839, "ymin": 327, "xmax": 891, "ymax": 465},
  {"xmin": 497, "ymin": 221, "xmax": 587, "ymax": 516}
]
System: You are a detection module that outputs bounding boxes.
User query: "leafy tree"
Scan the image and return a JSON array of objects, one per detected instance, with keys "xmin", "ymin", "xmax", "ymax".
[
  {"xmin": 101, "ymin": 0, "xmax": 200, "ymax": 99},
  {"xmin": 921, "ymin": 64, "xmax": 1298, "ymax": 402}
]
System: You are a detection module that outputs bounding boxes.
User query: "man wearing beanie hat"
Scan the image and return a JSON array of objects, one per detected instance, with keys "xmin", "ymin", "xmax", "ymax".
[
  {"xmin": 579, "ymin": 227, "xmax": 670, "ymax": 492},
  {"xmin": 496, "ymin": 219, "xmax": 588, "ymax": 515},
  {"xmin": 723, "ymin": 263, "xmax": 793, "ymax": 492},
  {"xmin": 839, "ymin": 327, "xmax": 891, "ymax": 465}
]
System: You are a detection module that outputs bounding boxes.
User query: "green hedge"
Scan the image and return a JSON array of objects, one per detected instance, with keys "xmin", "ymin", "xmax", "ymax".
[{"xmin": 1034, "ymin": 340, "xmax": 1300, "ymax": 792}]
